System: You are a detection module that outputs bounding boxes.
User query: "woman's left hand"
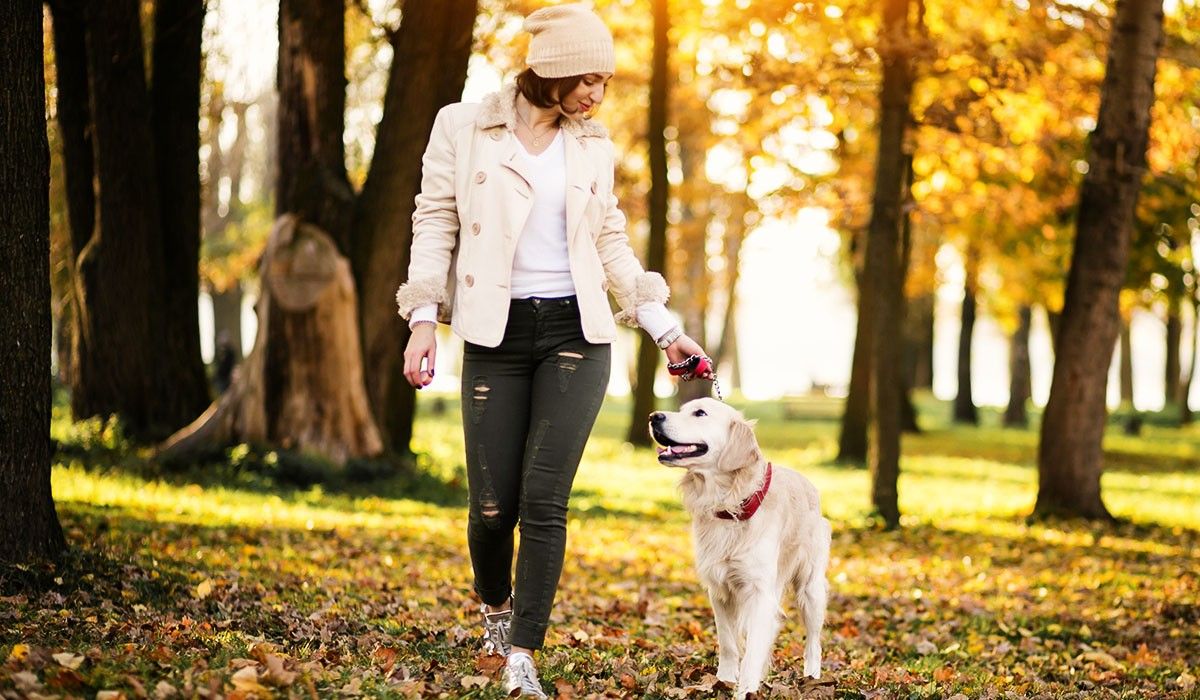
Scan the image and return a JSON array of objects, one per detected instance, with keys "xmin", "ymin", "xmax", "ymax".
[{"xmin": 664, "ymin": 334, "xmax": 715, "ymax": 380}]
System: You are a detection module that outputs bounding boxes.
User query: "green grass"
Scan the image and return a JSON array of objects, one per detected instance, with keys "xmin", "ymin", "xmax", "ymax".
[{"xmin": 1, "ymin": 391, "xmax": 1198, "ymax": 698}]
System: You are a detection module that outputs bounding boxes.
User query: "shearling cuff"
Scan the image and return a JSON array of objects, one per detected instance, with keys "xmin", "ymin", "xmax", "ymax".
[
  {"xmin": 395, "ymin": 277, "xmax": 448, "ymax": 320},
  {"xmin": 614, "ymin": 271, "xmax": 671, "ymax": 328}
]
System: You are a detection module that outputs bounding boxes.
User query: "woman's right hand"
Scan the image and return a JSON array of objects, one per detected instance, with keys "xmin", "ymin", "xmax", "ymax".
[{"xmin": 404, "ymin": 323, "xmax": 438, "ymax": 388}]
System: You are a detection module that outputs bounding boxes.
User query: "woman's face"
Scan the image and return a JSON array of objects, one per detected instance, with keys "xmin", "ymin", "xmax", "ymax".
[{"xmin": 557, "ymin": 73, "xmax": 612, "ymax": 120}]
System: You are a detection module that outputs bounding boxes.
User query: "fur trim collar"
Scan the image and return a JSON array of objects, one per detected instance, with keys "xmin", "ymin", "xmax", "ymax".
[{"xmin": 475, "ymin": 83, "xmax": 608, "ymax": 139}]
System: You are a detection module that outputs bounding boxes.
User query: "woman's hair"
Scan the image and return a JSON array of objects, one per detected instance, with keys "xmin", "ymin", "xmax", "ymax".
[{"xmin": 515, "ymin": 68, "xmax": 586, "ymax": 110}]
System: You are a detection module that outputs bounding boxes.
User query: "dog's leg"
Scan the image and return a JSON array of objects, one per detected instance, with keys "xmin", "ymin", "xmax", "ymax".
[
  {"xmin": 734, "ymin": 589, "xmax": 781, "ymax": 700},
  {"xmin": 800, "ymin": 576, "xmax": 826, "ymax": 678},
  {"xmin": 800, "ymin": 518, "xmax": 831, "ymax": 679},
  {"xmin": 710, "ymin": 593, "xmax": 740, "ymax": 685}
]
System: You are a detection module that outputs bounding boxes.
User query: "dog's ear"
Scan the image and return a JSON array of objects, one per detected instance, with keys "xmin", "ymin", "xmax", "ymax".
[{"xmin": 716, "ymin": 418, "xmax": 762, "ymax": 473}]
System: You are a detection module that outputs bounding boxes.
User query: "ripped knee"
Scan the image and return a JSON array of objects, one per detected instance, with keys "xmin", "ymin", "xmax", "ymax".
[{"xmin": 479, "ymin": 495, "xmax": 505, "ymax": 529}]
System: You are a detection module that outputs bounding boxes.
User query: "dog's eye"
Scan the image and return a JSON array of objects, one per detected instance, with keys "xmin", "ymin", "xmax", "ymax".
[{"xmin": 692, "ymin": 409, "xmax": 707, "ymax": 417}]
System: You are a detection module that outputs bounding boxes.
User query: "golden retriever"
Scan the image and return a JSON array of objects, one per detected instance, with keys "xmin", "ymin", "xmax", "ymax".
[{"xmin": 649, "ymin": 398, "xmax": 831, "ymax": 699}]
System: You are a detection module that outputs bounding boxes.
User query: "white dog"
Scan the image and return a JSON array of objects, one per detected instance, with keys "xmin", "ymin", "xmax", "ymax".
[{"xmin": 649, "ymin": 398, "xmax": 831, "ymax": 699}]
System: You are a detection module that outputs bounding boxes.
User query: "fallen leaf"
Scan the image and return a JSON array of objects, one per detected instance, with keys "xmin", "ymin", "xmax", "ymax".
[
  {"xmin": 1080, "ymin": 650, "xmax": 1124, "ymax": 671},
  {"xmin": 11, "ymin": 672, "xmax": 42, "ymax": 693},
  {"xmin": 460, "ymin": 675, "xmax": 488, "ymax": 689},
  {"xmin": 194, "ymin": 579, "xmax": 213, "ymax": 600},
  {"xmin": 52, "ymin": 652, "xmax": 85, "ymax": 670}
]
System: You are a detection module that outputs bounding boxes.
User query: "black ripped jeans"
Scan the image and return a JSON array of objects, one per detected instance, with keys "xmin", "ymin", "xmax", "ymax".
[{"xmin": 461, "ymin": 295, "xmax": 611, "ymax": 650}]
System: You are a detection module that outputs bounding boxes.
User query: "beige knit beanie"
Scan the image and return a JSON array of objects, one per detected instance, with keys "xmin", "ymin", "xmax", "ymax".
[{"xmin": 524, "ymin": 3, "xmax": 615, "ymax": 78}]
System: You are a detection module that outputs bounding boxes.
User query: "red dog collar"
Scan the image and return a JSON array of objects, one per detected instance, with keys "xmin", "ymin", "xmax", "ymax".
[{"xmin": 715, "ymin": 463, "xmax": 773, "ymax": 521}]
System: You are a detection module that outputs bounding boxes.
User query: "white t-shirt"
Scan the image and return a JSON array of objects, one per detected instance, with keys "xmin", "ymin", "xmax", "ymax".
[{"xmin": 509, "ymin": 129, "xmax": 576, "ymax": 299}]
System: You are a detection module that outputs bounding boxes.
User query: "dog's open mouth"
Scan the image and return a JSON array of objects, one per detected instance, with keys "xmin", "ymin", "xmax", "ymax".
[{"xmin": 650, "ymin": 428, "xmax": 708, "ymax": 461}]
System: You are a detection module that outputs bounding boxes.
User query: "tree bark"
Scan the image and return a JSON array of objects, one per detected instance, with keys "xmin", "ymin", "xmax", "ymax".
[
  {"xmin": 1182, "ymin": 299, "xmax": 1198, "ymax": 424},
  {"xmin": 159, "ymin": 0, "xmax": 385, "ymax": 467},
  {"xmin": 838, "ymin": 262, "xmax": 871, "ymax": 464},
  {"xmin": 627, "ymin": 0, "xmax": 671, "ymax": 445},
  {"xmin": 276, "ymin": 0, "xmax": 354, "ymax": 242},
  {"xmin": 1004, "ymin": 305, "xmax": 1033, "ymax": 428},
  {"xmin": 674, "ymin": 123, "xmax": 711, "ymax": 407},
  {"xmin": 898, "ymin": 153, "xmax": 919, "ymax": 434},
  {"xmin": 1165, "ymin": 296, "xmax": 1182, "ymax": 410},
  {"xmin": 954, "ymin": 258, "xmax": 979, "ymax": 424},
  {"xmin": 157, "ymin": 217, "xmax": 384, "ymax": 466},
  {"xmin": 1119, "ymin": 318, "xmax": 1134, "ymax": 405},
  {"xmin": 0, "ymin": 0, "xmax": 67, "ymax": 562},
  {"xmin": 351, "ymin": 0, "xmax": 477, "ymax": 457},
  {"xmin": 905, "ymin": 293, "xmax": 935, "ymax": 389},
  {"xmin": 1036, "ymin": 0, "xmax": 1165, "ymax": 520},
  {"xmin": 865, "ymin": 0, "xmax": 913, "ymax": 528},
  {"xmin": 74, "ymin": 0, "xmax": 175, "ymax": 440},
  {"xmin": 46, "ymin": 0, "xmax": 94, "ymax": 398},
  {"xmin": 153, "ymin": 0, "xmax": 211, "ymax": 423},
  {"xmin": 713, "ymin": 195, "xmax": 746, "ymax": 390}
]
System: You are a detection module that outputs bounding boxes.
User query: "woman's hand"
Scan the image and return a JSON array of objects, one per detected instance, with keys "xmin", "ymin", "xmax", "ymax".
[
  {"xmin": 404, "ymin": 323, "xmax": 438, "ymax": 388},
  {"xmin": 664, "ymin": 334, "xmax": 715, "ymax": 380}
]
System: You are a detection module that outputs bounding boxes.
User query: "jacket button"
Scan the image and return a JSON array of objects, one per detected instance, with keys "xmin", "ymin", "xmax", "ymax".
[
  {"xmin": 490, "ymin": 131, "xmax": 502, "ymax": 141},
  {"xmin": 590, "ymin": 181, "xmax": 597, "ymax": 194},
  {"xmin": 474, "ymin": 171, "xmax": 487, "ymax": 184},
  {"xmin": 471, "ymin": 222, "xmax": 481, "ymax": 235},
  {"xmin": 465, "ymin": 275, "xmax": 474, "ymax": 287}
]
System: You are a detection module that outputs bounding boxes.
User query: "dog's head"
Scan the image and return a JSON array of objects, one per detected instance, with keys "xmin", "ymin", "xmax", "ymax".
[{"xmin": 648, "ymin": 398, "xmax": 762, "ymax": 472}]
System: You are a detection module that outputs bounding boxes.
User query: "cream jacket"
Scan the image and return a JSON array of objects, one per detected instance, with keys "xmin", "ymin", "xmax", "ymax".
[{"xmin": 395, "ymin": 83, "xmax": 669, "ymax": 348}]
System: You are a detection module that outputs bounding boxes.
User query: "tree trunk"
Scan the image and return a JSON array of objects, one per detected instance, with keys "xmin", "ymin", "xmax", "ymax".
[
  {"xmin": 1046, "ymin": 308, "xmax": 1062, "ymax": 352},
  {"xmin": 898, "ymin": 153, "xmax": 919, "ymax": 434},
  {"xmin": 159, "ymin": 0, "xmax": 385, "ymax": 467},
  {"xmin": 46, "ymin": 0, "xmax": 94, "ymax": 400},
  {"xmin": 1119, "ymin": 318, "xmax": 1134, "ymax": 405},
  {"xmin": 1004, "ymin": 305, "xmax": 1032, "ymax": 428},
  {"xmin": 0, "ymin": 0, "xmax": 67, "ymax": 562},
  {"xmin": 157, "ymin": 217, "xmax": 384, "ymax": 466},
  {"xmin": 954, "ymin": 259, "xmax": 979, "ymax": 424},
  {"xmin": 1182, "ymin": 298, "xmax": 1198, "ymax": 424},
  {"xmin": 74, "ymin": 0, "xmax": 175, "ymax": 440},
  {"xmin": 276, "ymin": 0, "xmax": 354, "ymax": 243},
  {"xmin": 714, "ymin": 192, "xmax": 748, "ymax": 391},
  {"xmin": 153, "ymin": 0, "xmax": 211, "ymax": 423},
  {"xmin": 627, "ymin": 0, "xmax": 670, "ymax": 445},
  {"xmin": 674, "ymin": 125, "xmax": 711, "ymax": 407},
  {"xmin": 865, "ymin": 0, "xmax": 913, "ymax": 528},
  {"xmin": 351, "ymin": 0, "xmax": 476, "ymax": 457},
  {"xmin": 1165, "ymin": 296, "xmax": 1182, "ymax": 410},
  {"xmin": 203, "ymin": 97, "xmax": 249, "ymax": 367},
  {"xmin": 1036, "ymin": 0, "xmax": 1165, "ymax": 521},
  {"xmin": 838, "ymin": 277, "xmax": 871, "ymax": 464},
  {"xmin": 906, "ymin": 292, "xmax": 935, "ymax": 389}
]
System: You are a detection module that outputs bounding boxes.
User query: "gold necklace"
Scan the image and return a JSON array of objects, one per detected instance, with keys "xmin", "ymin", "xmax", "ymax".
[{"xmin": 517, "ymin": 107, "xmax": 557, "ymax": 148}]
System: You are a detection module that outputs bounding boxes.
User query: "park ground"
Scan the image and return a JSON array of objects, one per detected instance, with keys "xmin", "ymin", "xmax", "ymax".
[{"xmin": 2, "ymin": 391, "xmax": 1198, "ymax": 699}]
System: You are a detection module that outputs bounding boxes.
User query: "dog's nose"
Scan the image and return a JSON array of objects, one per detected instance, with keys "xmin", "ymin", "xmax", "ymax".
[{"xmin": 649, "ymin": 412, "xmax": 666, "ymax": 424}]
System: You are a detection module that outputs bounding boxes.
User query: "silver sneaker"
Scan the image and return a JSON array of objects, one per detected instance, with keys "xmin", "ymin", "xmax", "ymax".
[
  {"xmin": 503, "ymin": 652, "xmax": 548, "ymax": 699},
  {"xmin": 481, "ymin": 602, "xmax": 513, "ymax": 656}
]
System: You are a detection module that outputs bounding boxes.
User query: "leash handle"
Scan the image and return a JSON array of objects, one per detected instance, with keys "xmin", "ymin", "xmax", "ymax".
[{"xmin": 666, "ymin": 354, "xmax": 725, "ymax": 402}]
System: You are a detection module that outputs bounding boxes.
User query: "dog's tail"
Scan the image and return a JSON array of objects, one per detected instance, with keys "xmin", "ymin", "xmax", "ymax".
[{"xmin": 796, "ymin": 517, "xmax": 832, "ymax": 616}]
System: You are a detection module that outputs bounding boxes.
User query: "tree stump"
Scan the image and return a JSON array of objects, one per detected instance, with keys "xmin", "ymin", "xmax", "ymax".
[{"xmin": 157, "ymin": 215, "xmax": 383, "ymax": 467}]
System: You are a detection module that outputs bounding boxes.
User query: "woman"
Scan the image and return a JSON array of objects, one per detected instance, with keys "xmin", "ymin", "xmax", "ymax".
[{"xmin": 396, "ymin": 4, "xmax": 711, "ymax": 697}]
